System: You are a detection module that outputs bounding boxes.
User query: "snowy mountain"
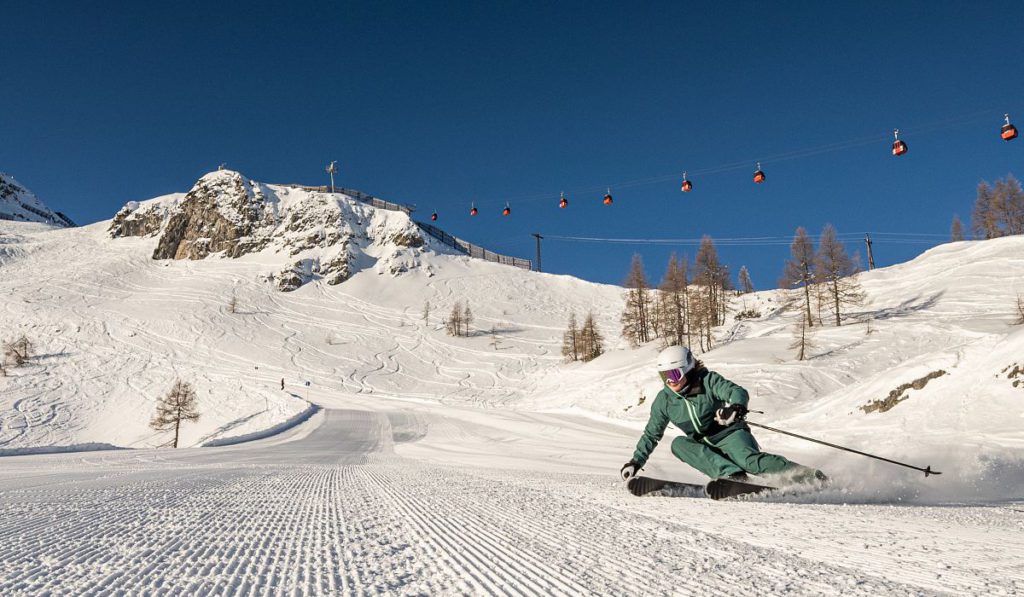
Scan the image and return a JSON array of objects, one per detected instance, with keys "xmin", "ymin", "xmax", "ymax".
[
  {"xmin": 109, "ymin": 169, "xmax": 447, "ymax": 291},
  {"xmin": 2, "ymin": 175, "xmax": 1023, "ymax": 593},
  {"xmin": 0, "ymin": 173, "xmax": 74, "ymax": 228},
  {"xmin": 1, "ymin": 171, "xmax": 1023, "ymax": 484}
]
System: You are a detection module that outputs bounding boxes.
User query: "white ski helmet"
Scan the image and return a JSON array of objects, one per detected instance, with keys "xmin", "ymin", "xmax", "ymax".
[{"xmin": 655, "ymin": 345, "xmax": 696, "ymax": 381}]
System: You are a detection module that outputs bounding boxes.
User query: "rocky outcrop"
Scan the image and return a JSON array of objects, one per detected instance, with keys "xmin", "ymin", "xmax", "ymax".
[
  {"xmin": 152, "ymin": 171, "xmax": 276, "ymax": 260},
  {"xmin": 108, "ymin": 168, "xmax": 443, "ymax": 292},
  {"xmin": 1, "ymin": 173, "xmax": 72, "ymax": 227},
  {"xmin": 109, "ymin": 201, "xmax": 171, "ymax": 238}
]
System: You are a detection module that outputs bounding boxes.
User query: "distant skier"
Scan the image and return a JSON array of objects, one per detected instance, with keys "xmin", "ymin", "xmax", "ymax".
[
  {"xmin": 620, "ymin": 346, "xmax": 826, "ymax": 485},
  {"xmin": 280, "ymin": 378, "xmax": 285, "ymax": 391}
]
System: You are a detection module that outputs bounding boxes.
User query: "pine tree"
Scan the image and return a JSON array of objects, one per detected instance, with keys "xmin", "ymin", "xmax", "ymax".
[
  {"xmin": 738, "ymin": 266, "xmax": 754, "ymax": 294},
  {"xmin": 815, "ymin": 224, "xmax": 865, "ymax": 326},
  {"xmin": 621, "ymin": 254, "xmax": 653, "ymax": 346},
  {"xmin": 950, "ymin": 214, "xmax": 965, "ymax": 242},
  {"xmin": 561, "ymin": 311, "xmax": 580, "ymax": 362},
  {"xmin": 580, "ymin": 312, "xmax": 604, "ymax": 361},
  {"xmin": 781, "ymin": 227, "xmax": 817, "ymax": 327},
  {"xmin": 150, "ymin": 379, "xmax": 201, "ymax": 448}
]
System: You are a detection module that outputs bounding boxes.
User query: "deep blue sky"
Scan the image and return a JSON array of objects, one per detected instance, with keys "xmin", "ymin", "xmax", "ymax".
[{"xmin": 3, "ymin": 1, "xmax": 1023, "ymax": 289}]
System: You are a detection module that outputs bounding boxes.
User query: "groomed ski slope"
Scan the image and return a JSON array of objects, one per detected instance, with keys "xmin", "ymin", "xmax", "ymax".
[
  {"xmin": 3, "ymin": 403, "xmax": 1022, "ymax": 595},
  {"xmin": 2, "ymin": 207, "xmax": 1024, "ymax": 594}
]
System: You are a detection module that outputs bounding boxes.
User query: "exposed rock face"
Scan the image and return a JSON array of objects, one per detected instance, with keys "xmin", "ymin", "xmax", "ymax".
[
  {"xmin": 152, "ymin": 171, "xmax": 276, "ymax": 260},
  {"xmin": 109, "ymin": 201, "xmax": 173, "ymax": 238},
  {"xmin": 108, "ymin": 169, "xmax": 439, "ymax": 291}
]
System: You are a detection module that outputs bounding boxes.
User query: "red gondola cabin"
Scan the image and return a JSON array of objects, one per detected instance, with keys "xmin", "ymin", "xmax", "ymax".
[
  {"xmin": 559, "ymin": 192, "xmax": 568, "ymax": 209},
  {"xmin": 753, "ymin": 163, "xmax": 765, "ymax": 184},
  {"xmin": 470, "ymin": 204, "xmax": 478, "ymax": 216},
  {"xmin": 892, "ymin": 129, "xmax": 908, "ymax": 156},
  {"xmin": 502, "ymin": 203, "xmax": 511, "ymax": 216},
  {"xmin": 1002, "ymin": 114, "xmax": 1018, "ymax": 141},
  {"xmin": 431, "ymin": 211, "xmax": 438, "ymax": 221}
]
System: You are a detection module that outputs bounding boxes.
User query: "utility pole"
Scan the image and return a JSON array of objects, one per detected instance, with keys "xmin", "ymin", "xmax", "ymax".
[
  {"xmin": 326, "ymin": 161, "xmax": 338, "ymax": 193},
  {"xmin": 532, "ymin": 233, "xmax": 543, "ymax": 272},
  {"xmin": 864, "ymin": 233, "xmax": 876, "ymax": 270}
]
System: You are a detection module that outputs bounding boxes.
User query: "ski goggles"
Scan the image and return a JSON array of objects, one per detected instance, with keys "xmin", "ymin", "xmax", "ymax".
[{"xmin": 659, "ymin": 368, "xmax": 687, "ymax": 385}]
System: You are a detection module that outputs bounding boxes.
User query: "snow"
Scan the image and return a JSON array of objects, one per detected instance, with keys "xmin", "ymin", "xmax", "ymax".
[
  {"xmin": 1, "ymin": 180, "xmax": 1024, "ymax": 593},
  {"xmin": 0, "ymin": 173, "xmax": 70, "ymax": 227}
]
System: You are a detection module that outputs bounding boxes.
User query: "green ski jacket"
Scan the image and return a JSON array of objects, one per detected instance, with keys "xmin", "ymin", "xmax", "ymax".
[{"xmin": 631, "ymin": 368, "xmax": 750, "ymax": 468}]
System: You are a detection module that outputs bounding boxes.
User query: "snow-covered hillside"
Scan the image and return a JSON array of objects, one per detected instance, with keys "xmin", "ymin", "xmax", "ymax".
[
  {"xmin": 0, "ymin": 173, "xmax": 74, "ymax": 228},
  {"xmin": 3, "ymin": 175, "xmax": 1024, "ymax": 594},
  {"xmin": 1, "ymin": 171, "xmax": 1023, "ymax": 502}
]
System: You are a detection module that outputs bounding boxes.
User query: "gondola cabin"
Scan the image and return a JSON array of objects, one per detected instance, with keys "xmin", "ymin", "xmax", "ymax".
[
  {"xmin": 892, "ymin": 129, "xmax": 908, "ymax": 156},
  {"xmin": 502, "ymin": 203, "xmax": 511, "ymax": 216},
  {"xmin": 681, "ymin": 179, "xmax": 693, "ymax": 192},
  {"xmin": 603, "ymin": 193, "xmax": 613, "ymax": 205},
  {"xmin": 753, "ymin": 163, "xmax": 765, "ymax": 184},
  {"xmin": 470, "ymin": 204, "xmax": 478, "ymax": 216},
  {"xmin": 1002, "ymin": 114, "xmax": 1018, "ymax": 141},
  {"xmin": 431, "ymin": 211, "xmax": 438, "ymax": 221},
  {"xmin": 559, "ymin": 192, "xmax": 568, "ymax": 209}
]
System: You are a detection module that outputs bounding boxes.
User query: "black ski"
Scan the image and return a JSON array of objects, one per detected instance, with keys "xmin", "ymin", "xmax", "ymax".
[
  {"xmin": 705, "ymin": 478, "xmax": 776, "ymax": 500},
  {"xmin": 626, "ymin": 476, "xmax": 705, "ymax": 497},
  {"xmin": 627, "ymin": 476, "xmax": 776, "ymax": 500}
]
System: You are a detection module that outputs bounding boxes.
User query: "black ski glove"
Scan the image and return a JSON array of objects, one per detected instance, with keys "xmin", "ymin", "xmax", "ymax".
[
  {"xmin": 714, "ymin": 404, "xmax": 748, "ymax": 426},
  {"xmin": 620, "ymin": 460, "xmax": 640, "ymax": 481}
]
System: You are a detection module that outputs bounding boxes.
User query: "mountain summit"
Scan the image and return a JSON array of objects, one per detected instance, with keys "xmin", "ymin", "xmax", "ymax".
[
  {"xmin": 109, "ymin": 169, "xmax": 445, "ymax": 291},
  {"xmin": 0, "ymin": 173, "xmax": 74, "ymax": 227}
]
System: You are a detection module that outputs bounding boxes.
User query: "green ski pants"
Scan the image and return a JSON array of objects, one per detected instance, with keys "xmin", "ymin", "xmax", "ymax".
[{"xmin": 670, "ymin": 427, "xmax": 795, "ymax": 479}]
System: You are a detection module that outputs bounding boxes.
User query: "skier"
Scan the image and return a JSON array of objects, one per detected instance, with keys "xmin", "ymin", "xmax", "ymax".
[{"xmin": 620, "ymin": 345, "xmax": 826, "ymax": 485}]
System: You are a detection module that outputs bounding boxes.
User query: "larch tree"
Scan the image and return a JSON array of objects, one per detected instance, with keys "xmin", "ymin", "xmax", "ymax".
[
  {"xmin": 789, "ymin": 309, "xmax": 815, "ymax": 361},
  {"xmin": 561, "ymin": 311, "xmax": 580, "ymax": 362},
  {"xmin": 150, "ymin": 379, "xmax": 201, "ymax": 449},
  {"xmin": 463, "ymin": 302, "xmax": 473, "ymax": 336},
  {"xmin": 657, "ymin": 253, "xmax": 689, "ymax": 347},
  {"xmin": 950, "ymin": 214, "xmax": 965, "ymax": 242},
  {"xmin": 780, "ymin": 227, "xmax": 817, "ymax": 327},
  {"xmin": 815, "ymin": 224, "xmax": 865, "ymax": 326},
  {"xmin": 971, "ymin": 176, "xmax": 1024, "ymax": 239},
  {"xmin": 693, "ymin": 236, "xmax": 730, "ymax": 347},
  {"xmin": 621, "ymin": 254, "xmax": 654, "ymax": 346},
  {"xmin": 738, "ymin": 266, "xmax": 754, "ymax": 295},
  {"xmin": 445, "ymin": 301, "xmax": 464, "ymax": 336},
  {"xmin": 580, "ymin": 312, "xmax": 604, "ymax": 362}
]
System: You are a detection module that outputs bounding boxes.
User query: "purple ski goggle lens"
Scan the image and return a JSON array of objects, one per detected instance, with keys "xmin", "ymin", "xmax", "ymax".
[{"xmin": 660, "ymin": 368, "xmax": 686, "ymax": 384}]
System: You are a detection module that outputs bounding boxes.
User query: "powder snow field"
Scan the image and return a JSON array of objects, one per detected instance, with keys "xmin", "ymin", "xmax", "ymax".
[{"xmin": 2, "ymin": 192, "xmax": 1024, "ymax": 594}]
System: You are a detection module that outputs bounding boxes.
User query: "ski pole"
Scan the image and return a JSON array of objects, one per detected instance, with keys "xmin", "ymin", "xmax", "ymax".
[{"xmin": 744, "ymin": 416, "xmax": 941, "ymax": 477}]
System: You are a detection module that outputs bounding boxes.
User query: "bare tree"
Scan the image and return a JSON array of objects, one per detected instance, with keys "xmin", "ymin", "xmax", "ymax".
[
  {"xmin": 694, "ymin": 236, "xmax": 730, "ymax": 329},
  {"xmin": 780, "ymin": 227, "xmax": 817, "ymax": 327},
  {"xmin": 422, "ymin": 300, "xmax": 430, "ymax": 325},
  {"xmin": 150, "ymin": 380, "xmax": 201, "ymax": 448},
  {"xmin": 463, "ymin": 302, "xmax": 473, "ymax": 336},
  {"xmin": 738, "ymin": 266, "xmax": 754, "ymax": 294},
  {"xmin": 1015, "ymin": 294, "xmax": 1024, "ymax": 325},
  {"xmin": 789, "ymin": 311, "xmax": 815, "ymax": 361},
  {"xmin": 3, "ymin": 335, "xmax": 32, "ymax": 367},
  {"xmin": 950, "ymin": 214, "xmax": 965, "ymax": 242},
  {"xmin": 972, "ymin": 176, "xmax": 1024, "ymax": 239},
  {"xmin": 228, "ymin": 291, "xmax": 238, "ymax": 314},
  {"xmin": 580, "ymin": 312, "xmax": 604, "ymax": 362},
  {"xmin": 816, "ymin": 224, "xmax": 865, "ymax": 326},
  {"xmin": 445, "ymin": 301, "xmax": 464, "ymax": 336},
  {"xmin": 561, "ymin": 311, "xmax": 580, "ymax": 362},
  {"xmin": 621, "ymin": 254, "xmax": 653, "ymax": 346},
  {"xmin": 656, "ymin": 253, "xmax": 689, "ymax": 347}
]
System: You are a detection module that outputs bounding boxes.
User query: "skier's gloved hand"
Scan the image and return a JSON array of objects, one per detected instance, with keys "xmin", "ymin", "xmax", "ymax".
[
  {"xmin": 714, "ymin": 404, "xmax": 748, "ymax": 426},
  {"xmin": 620, "ymin": 460, "xmax": 639, "ymax": 481}
]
